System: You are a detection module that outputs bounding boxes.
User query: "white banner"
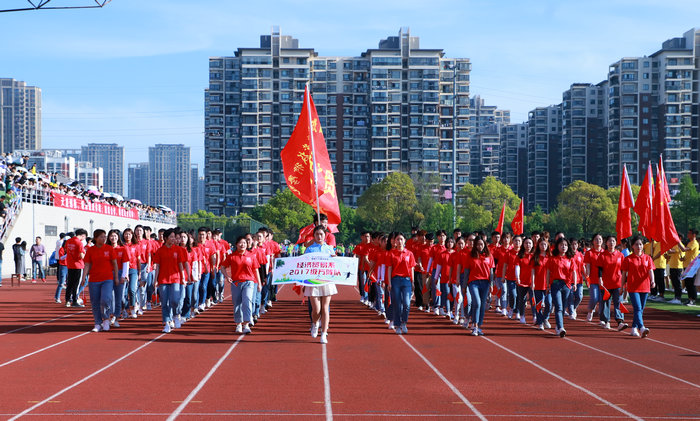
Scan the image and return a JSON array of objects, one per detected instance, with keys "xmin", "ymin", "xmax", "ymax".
[{"xmin": 271, "ymin": 253, "xmax": 358, "ymax": 286}]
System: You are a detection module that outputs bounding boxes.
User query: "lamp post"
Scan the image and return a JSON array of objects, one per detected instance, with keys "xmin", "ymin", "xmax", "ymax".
[{"xmin": 444, "ymin": 62, "xmax": 457, "ymax": 231}]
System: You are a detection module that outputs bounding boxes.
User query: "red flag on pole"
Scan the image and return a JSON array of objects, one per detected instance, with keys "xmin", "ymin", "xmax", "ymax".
[
  {"xmin": 634, "ymin": 163, "xmax": 654, "ymax": 238},
  {"xmin": 651, "ymin": 157, "xmax": 681, "ymax": 255},
  {"xmin": 511, "ymin": 198, "xmax": 524, "ymax": 236},
  {"xmin": 600, "ymin": 285, "xmax": 611, "ymax": 301},
  {"xmin": 281, "ymin": 85, "xmax": 341, "ymax": 224},
  {"xmin": 616, "ymin": 165, "xmax": 635, "ymax": 240},
  {"xmin": 619, "ymin": 302, "xmax": 630, "ymax": 314},
  {"xmin": 496, "ymin": 200, "xmax": 506, "ymax": 234}
]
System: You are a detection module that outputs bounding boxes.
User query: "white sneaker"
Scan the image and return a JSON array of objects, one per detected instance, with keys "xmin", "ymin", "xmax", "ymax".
[
  {"xmin": 384, "ymin": 318, "xmax": 391, "ymax": 324},
  {"xmin": 66, "ymin": 302, "xmax": 72, "ymax": 308},
  {"xmin": 496, "ymin": 307, "xmax": 502, "ymax": 314},
  {"xmin": 418, "ymin": 306, "xmax": 423, "ymax": 311},
  {"xmin": 507, "ymin": 309, "xmax": 513, "ymax": 319},
  {"xmin": 452, "ymin": 317, "xmax": 459, "ymax": 325},
  {"xmin": 162, "ymin": 323, "xmax": 171, "ymax": 333},
  {"xmin": 174, "ymin": 317, "xmax": 182, "ymax": 329},
  {"xmin": 55, "ymin": 298, "xmax": 61, "ymax": 304},
  {"xmin": 570, "ymin": 310, "xmax": 577, "ymax": 320},
  {"xmin": 206, "ymin": 299, "xmax": 212, "ymax": 308},
  {"xmin": 599, "ymin": 320, "xmax": 606, "ymax": 326},
  {"xmin": 514, "ymin": 312, "xmax": 520, "ymax": 320},
  {"xmin": 401, "ymin": 324, "xmax": 407, "ymax": 334},
  {"xmin": 267, "ymin": 301, "xmax": 272, "ymax": 308},
  {"xmin": 630, "ymin": 327, "xmax": 640, "ymax": 337},
  {"xmin": 389, "ymin": 323, "xmax": 395, "ymax": 330},
  {"xmin": 537, "ymin": 324, "xmax": 544, "ymax": 331},
  {"xmin": 519, "ymin": 315, "xmax": 526, "ymax": 324},
  {"xmin": 586, "ymin": 311, "xmax": 593, "ymax": 322},
  {"xmin": 146, "ymin": 302, "xmax": 152, "ymax": 311},
  {"xmin": 91, "ymin": 324, "xmax": 102, "ymax": 332},
  {"xmin": 77, "ymin": 298, "xmax": 84, "ymax": 306},
  {"xmin": 260, "ymin": 308, "xmax": 267, "ymax": 315},
  {"xmin": 169, "ymin": 320, "xmax": 175, "ymax": 328},
  {"xmin": 110, "ymin": 316, "xmax": 116, "ymax": 326},
  {"xmin": 235, "ymin": 324, "xmax": 243, "ymax": 333},
  {"xmin": 198, "ymin": 304, "xmax": 205, "ymax": 312},
  {"xmin": 543, "ymin": 320, "xmax": 551, "ymax": 329},
  {"xmin": 243, "ymin": 325, "xmax": 251, "ymax": 334},
  {"xmin": 130, "ymin": 309, "xmax": 137, "ymax": 318},
  {"xmin": 101, "ymin": 320, "xmax": 110, "ymax": 332},
  {"xmin": 311, "ymin": 323, "xmax": 319, "ymax": 338},
  {"xmin": 320, "ymin": 332, "xmax": 328, "ymax": 344},
  {"xmin": 641, "ymin": 327, "xmax": 650, "ymax": 338},
  {"xmin": 438, "ymin": 308, "xmax": 445, "ymax": 316},
  {"xmin": 137, "ymin": 308, "xmax": 143, "ymax": 316},
  {"xmin": 471, "ymin": 328, "xmax": 479, "ymax": 336},
  {"xmin": 604, "ymin": 322, "xmax": 611, "ymax": 330},
  {"xmin": 668, "ymin": 298, "xmax": 682, "ymax": 304},
  {"xmin": 112, "ymin": 320, "xmax": 120, "ymax": 328},
  {"xmin": 559, "ymin": 328, "xmax": 566, "ymax": 338}
]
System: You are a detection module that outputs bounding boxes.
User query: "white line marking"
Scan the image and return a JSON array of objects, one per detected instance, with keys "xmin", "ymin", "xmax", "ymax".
[
  {"xmin": 0, "ymin": 332, "xmax": 91, "ymax": 368},
  {"xmin": 0, "ymin": 311, "xmax": 88, "ymax": 337},
  {"xmin": 167, "ymin": 334, "xmax": 246, "ymax": 421},
  {"xmin": 399, "ymin": 336, "xmax": 487, "ymax": 421},
  {"xmin": 481, "ymin": 336, "xmax": 643, "ymax": 421},
  {"xmin": 8, "ymin": 333, "xmax": 166, "ymax": 421},
  {"xmin": 322, "ymin": 343, "xmax": 333, "ymax": 421},
  {"xmin": 3, "ymin": 413, "xmax": 700, "ymax": 419}
]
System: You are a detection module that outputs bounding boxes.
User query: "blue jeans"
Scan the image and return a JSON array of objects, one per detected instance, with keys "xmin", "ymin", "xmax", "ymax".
[
  {"xmin": 375, "ymin": 283, "xmax": 385, "ymax": 313},
  {"xmin": 358, "ymin": 271, "xmax": 368, "ymax": 300},
  {"xmin": 198, "ymin": 272, "xmax": 211, "ymax": 307},
  {"xmin": 112, "ymin": 274, "xmax": 126, "ymax": 317},
  {"xmin": 551, "ymin": 280, "xmax": 572, "ymax": 330},
  {"xmin": 177, "ymin": 282, "xmax": 186, "ymax": 315},
  {"xmin": 32, "ymin": 259, "xmax": 45, "ymax": 280},
  {"xmin": 459, "ymin": 274, "xmax": 470, "ymax": 319},
  {"xmin": 568, "ymin": 283, "xmax": 583, "ymax": 314},
  {"xmin": 127, "ymin": 268, "xmax": 139, "ymax": 308},
  {"xmin": 138, "ymin": 263, "xmax": 149, "ymax": 307},
  {"xmin": 192, "ymin": 280, "xmax": 200, "ymax": 311},
  {"xmin": 158, "ymin": 283, "xmax": 181, "ymax": 324},
  {"xmin": 231, "ymin": 281, "xmax": 255, "ymax": 323},
  {"xmin": 534, "ymin": 290, "xmax": 552, "ymax": 326},
  {"xmin": 601, "ymin": 287, "xmax": 624, "ymax": 324},
  {"xmin": 182, "ymin": 283, "xmax": 195, "ymax": 319},
  {"xmin": 629, "ymin": 292, "xmax": 648, "ymax": 329},
  {"xmin": 88, "ymin": 279, "xmax": 114, "ymax": 325},
  {"xmin": 78, "ymin": 274, "xmax": 88, "ymax": 296},
  {"xmin": 146, "ymin": 270, "xmax": 155, "ymax": 303},
  {"xmin": 438, "ymin": 281, "xmax": 451, "ymax": 313},
  {"xmin": 515, "ymin": 285, "xmax": 531, "ymax": 317},
  {"xmin": 506, "ymin": 280, "xmax": 517, "ymax": 310},
  {"xmin": 493, "ymin": 277, "xmax": 507, "ymax": 308},
  {"xmin": 588, "ymin": 284, "xmax": 601, "ymax": 313},
  {"xmin": 390, "ymin": 276, "xmax": 412, "ymax": 327},
  {"xmin": 253, "ymin": 285, "xmax": 261, "ymax": 317},
  {"xmin": 468, "ymin": 280, "xmax": 489, "ymax": 327},
  {"xmin": 55, "ymin": 265, "xmax": 67, "ymax": 300}
]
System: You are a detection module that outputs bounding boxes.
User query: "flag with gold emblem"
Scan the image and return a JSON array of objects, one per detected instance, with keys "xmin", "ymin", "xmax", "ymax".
[{"xmin": 281, "ymin": 86, "xmax": 341, "ymax": 224}]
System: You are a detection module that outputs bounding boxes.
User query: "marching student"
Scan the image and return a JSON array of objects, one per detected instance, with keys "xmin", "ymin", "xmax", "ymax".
[
  {"xmin": 449, "ymin": 235, "xmax": 466, "ymax": 323},
  {"xmin": 222, "ymin": 235, "xmax": 261, "ymax": 334},
  {"xmin": 416, "ymin": 232, "xmax": 434, "ymax": 312},
  {"xmin": 463, "ymin": 236, "xmax": 494, "ymax": 336},
  {"xmin": 134, "ymin": 225, "xmax": 151, "ymax": 314},
  {"xmin": 599, "ymin": 235, "xmax": 628, "ymax": 331},
  {"xmin": 492, "ymin": 232, "xmax": 511, "ymax": 315},
  {"xmin": 81, "ymin": 229, "xmax": 118, "ymax": 332},
  {"xmin": 54, "ymin": 238, "xmax": 68, "ymax": 304},
  {"xmin": 304, "ymin": 225, "xmax": 337, "ymax": 344},
  {"xmin": 456, "ymin": 234, "xmax": 475, "ymax": 326},
  {"xmin": 532, "ymin": 239, "xmax": 552, "ymax": 330},
  {"xmin": 567, "ymin": 238, "xmax": 585, "ymax": 319},
  {"xmin": 621, "ymin": 236, "xmax": 655, "ymax": 337},
  {"xmin": 426, "ymin": 230, "xmax": 447, "ymax": 315},
  {"xmin": 352, "ymin": 231, "xmax": 372, "ymax": 305},
  {"xmin": 432, "ymin": 237, "xmax": 455, "ymax": 318},
  {"xmin": 515, "ymin": 237, "xmax": 534, "ymax": 324},
  {"xmin": 181, "ymin": 231, "xmax": 199, "ymax": 321},
  {"xmin": 64, "ymin": 228, "xmax": 88, "ymax": 307},
  {"xmin": 546, "ymin": 237, "xmax": 577, "ymax": 338},
  {"xmin": 122, "ymin": 228, "xmax": 142, "ymax": 319},
  {"xmin": 502, "ymin": 235, "xmax": 522, "ymax": 319},
  {"xmin": 153, "ymin": 228, "xmax": 186, "ymax": 333},
  {"xmin": 584, "ymin": 234, "xmax": 604, "ymax": 321},
  {"xmin": 386, "ymin": 232, "xmax": 416, "ymax": 334},
  {"xmin": 106, "ymin": 229, "xmax": 130, "ymax": 327}
]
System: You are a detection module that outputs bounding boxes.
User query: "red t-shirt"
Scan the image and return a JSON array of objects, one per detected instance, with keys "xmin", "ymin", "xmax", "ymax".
[
  {"xmin": 494, "ymin": 245, "xmax": 512, "ymax": 279},
  {"xmin": 124, "ymin": 243, "xmax": 140, "ymax": 269},
  {"xmin": 387, "ymin": 248, "xmax": 416, "ymax": 278},
  {"xmin": 533, "ymin": 255, "xmax": 549, "ymax": 290},
  {"xmin": 503, "ymin": 249, "xmax": 520, "ymax": 281},
  {"xmin": 599, "ymin": 250, "xmax": 624, "ymax": 289},
  {"xmin": 428, "ymin": 244, "xmax": 446, "ymax": 272},
  {"xmin": 352, "ymin": 242, "xmax": 371, "ymax": 271},
  {"xmin": 415, "ymin": 243, "xmax": 432, "ymax": 274},
  {"xmin": 372, "ymin": 249, "xmax": 387, "ymax": 282},
  {"xmin": 621, "ymin": 253, "xmax": 654, "ymax": 293},
  {"xmin": 58, "ymin": 246, "xmax": 67, "ymax": 266},
  {"xmin": 113, "ymin": 245, "xmax": 130, "ymax": 270},
  {"xmin": 547, "ymin": 255, "xmax": 576, "ymax": 287},
  {"xmin": 517, "ymin": 253, "xmax": 534, "ymax": 287},
  {"xmin": 584, "ymin": 249, "xmax": 603, "ymax": 285},
  {"xmin": 153, "ymin": 245, "xmax": 186, "ymax": 285},
  {"xmin": 571, "ymin": 251, "xmax": 584, "ymax": 284},
  {"xmin": 65, "ymin": 236, "xmax": 85, "ymax": 269},
  {"xmin": 223, "ymin": 250, "xmax": 260, "ymax": 283},
  {"xmin": 84, "ymin": 244, "xmax": 116, "ymax": 283},
  {"xmin": 467, "ymin": 254, "xmax": 494, "ymax": 283},
  {"xmin": 137, "ymin": 239, "xmax": 151, "ymax": 264}
]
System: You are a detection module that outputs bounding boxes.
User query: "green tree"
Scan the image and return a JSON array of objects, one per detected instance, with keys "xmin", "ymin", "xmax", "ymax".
[
  {"xmin": 249, "ymin": 189, "xmax": 315, "ymax": 242},
  {"xmin": 524, "ymin": 204, "xmax": 547, "ymax": 234},
  {"xmin": 422, "ymin": 202, "xmax": 454, "ymax": 234},
  {"xmin": 456, "ymin": 176, "xmax": 520, "ymax": 233},
  {"xmin": 356, "ymin": 172, "xmax": 421, "ymax": 233},
  {"xmin": 671, "ymin": 174, "xmax": 700, "ymax": 234},
  {"xmin": 551, "ymin": 180, "xmax": 615, "ymax": 238},
  {"xmin": 410, "ymin": 172, "xmax": 443, "ymax": 229},
  {"xmin": 335, "ymin": 202, "xmax": 359, "ymax": 245}
]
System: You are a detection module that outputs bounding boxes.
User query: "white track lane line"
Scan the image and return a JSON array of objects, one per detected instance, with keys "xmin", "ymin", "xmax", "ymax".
[
  {"xmin": 399, "ymin": 335, "xmax": 487, "ymax": 421},
  {"xmin": 9, "ymin": 333, "xmax": 167, "ymax": 421},
  {"xmin": 480, "ymin": 336, "xmax": 644, "ymax": 421},
  {"xmin": 0, "ymin": 331, "xmax": 91, "ymax": 368},
  {"xmin": 322, "ymin": 343, "xmax": 333, "ymax": 421},
  {"xmin": 167, "ymin": 334, "xmax": 246, "ymax": 421},
  {"xmin": 0, "ymin": 311, "xmax": 88, "ymax": 337},
  {"xmin": 6, "ymin": 413, "xmax": 700, "ymax": 418}
]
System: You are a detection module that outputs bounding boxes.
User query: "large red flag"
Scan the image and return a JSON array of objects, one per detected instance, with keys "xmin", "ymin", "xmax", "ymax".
[
  {"xmin": 496, "ymin": 200, "xmax": 506, "ymax": 234},
  {"xmin": 281, "ymin": 86, "xmax": 341, "ymax": 224},
  {"xmin": 634, "ymin": 163, "xmax": 654, "ymax": 238},
  {"xmin": 651, "ymin": 158, "xmax": 681, "ymax": 255},
  {"xmin": 616, "ymin": 165, "xmax": 634, "ymax": 240},
  {"xmin": 511, "ymin": 198, "xmax": 524, "ymax": 236}
]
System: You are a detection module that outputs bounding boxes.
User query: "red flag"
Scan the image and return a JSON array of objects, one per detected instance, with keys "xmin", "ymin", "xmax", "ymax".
[
  {"xmin": 295, "ymin": 223, "xmax": 340, "ymax": 245},
  {"xmin": 601, "ymin": 285, "xmax": 611, "ymax": 301},
  {"xmin": 292, "ymin": 284, "xmax": 303, "ymax": 296},
  {"xmin": 651, "ymin": 158, "xmax": 681, "ymax": 255},
  {"xmin": 530, "ymin": 295, "xmax": 543, "ymax": 311},
  {"xmin": 447, "ymin": 293, "xmax": 454, "ymax": 301},
  {"xmin": 281, "ymin": 86, "xmax": 341, "ymax": 224},
  {"xmin": 435, "ymin": 288, "xmax": 442, "ymax": 297},
  {"xmin": 363, "ymin": 282, "xmax": 370, "ymax": 293},
  {"xmin": 490, "ymin": 285, "xmax": 501, "ymax": 297},
  {"xmin": 422, "ymin": 283, "xmax": 428, "ymax": 294},
  {"xmin": 616, "ymin": 165, "xmax": 635, "ymax": 240},
  {"xmin": 511, "ymin": 198, "xmax": 524, "ymax": 236},
  {"xmin": 496, "ymin": 200, "xmax": 506, "ymax": 234},
  {"xmin": 620, "ymin": 302, "xmax": 630, "ymax": 314},
  {"xmin": 634, "ymin": 163, "xmax": 654, "ymax": 238}
]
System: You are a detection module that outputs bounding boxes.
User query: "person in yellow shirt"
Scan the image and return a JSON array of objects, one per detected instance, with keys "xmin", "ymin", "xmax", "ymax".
[
  {"xmin": 644, "ymin": 241, "xmax": 666, "ymax": 301},
  {"xmin": 682, "ymin": 229, "xmax": 698, "ymax": 306},
  {"xmin": 665, "ymin": 245, "xmax": 684, "ymax": 304}
]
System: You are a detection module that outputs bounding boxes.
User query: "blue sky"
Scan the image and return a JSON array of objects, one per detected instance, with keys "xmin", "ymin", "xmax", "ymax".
[{"xmin": 1, "ymin": 0, "xmax": 698, "ymax": 181}]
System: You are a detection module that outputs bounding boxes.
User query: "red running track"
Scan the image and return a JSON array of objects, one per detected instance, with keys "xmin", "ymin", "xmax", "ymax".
[{"xmin": 1, "ymin": 281, "xmax": 699, "ymax": 420}]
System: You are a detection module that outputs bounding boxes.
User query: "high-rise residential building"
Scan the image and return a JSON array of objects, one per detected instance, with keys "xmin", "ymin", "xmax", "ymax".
[
  {"xmin": 148, "ymin": 144, "xmax": 191, "ymax": 213},
  {"xmin": 500, "ymin": 123, "xmax": 528, "ymax": 199},
  {"xmin": 527, "ymin": 105, "xmax": 562, "ymax": 213},
  {"xmin": 561, "ymin": 82, "xmax": 608, "ymax": 188},
  {"xmin": 190, "ymin": 164, "xmax": 204, "ymax": 212},
  {"xmin": 0, "ymin": 78, "xmax": 41, "ymax": 153},
  {"xmin": 76, "ymin": 161, "xmax": 103, "ymax": 189},
  {"xmin": 81, "ymin": 143, "xmax": 124, "ymax": 195},
  {"xmin": 127, "ymin": 162, "xmax": 149, "ymax": 204},
  {"xmin": 205, "ymin": 28, "xmax": 471, "ymax": 216},
  {"xmin": 468, "ymin": 96, "xmax": 510, "ymax": 184}
]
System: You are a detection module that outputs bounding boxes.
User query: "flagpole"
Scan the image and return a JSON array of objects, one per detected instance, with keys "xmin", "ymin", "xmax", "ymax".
[{"xmin": 306, "ymin": 82, "xmax": 322, "ymax": 226}]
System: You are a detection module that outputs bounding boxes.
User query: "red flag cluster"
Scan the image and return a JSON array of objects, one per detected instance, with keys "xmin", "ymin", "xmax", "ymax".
[
  {"xmin": 495, "ymin": 198, "xmax": 524, "ymax": 236},
  {"xmin": 281, "ymin": 86, "xmax": 341, "ymax": 224}
]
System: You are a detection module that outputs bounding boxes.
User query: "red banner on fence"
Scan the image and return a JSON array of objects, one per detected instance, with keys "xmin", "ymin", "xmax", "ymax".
[{"xmin": 51, "ymin": 192, "xmax": 139, "ymax": 220}]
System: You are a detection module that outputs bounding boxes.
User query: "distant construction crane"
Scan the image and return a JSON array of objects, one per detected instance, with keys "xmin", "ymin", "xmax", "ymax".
[{"xmin": 0, "ymin": 0, "xmax": 111, "ymax": 13}]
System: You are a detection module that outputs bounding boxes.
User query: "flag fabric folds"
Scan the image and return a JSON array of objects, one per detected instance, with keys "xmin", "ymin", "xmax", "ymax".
[
  {"xmin": 651, "ymin": 157, "xmax": 681, "ymax": 255},
  {"xmin": 496, "ymin": 201, "xmax": 506, "ymax": 234},
  {"xmin": 634, "ymin": 163, "xmax": 654, "ymax": 239},
  {"xmin": 616, "ymin": 165, "xmax": 634, "ymax": 240},
  {"xmin": 281, "ymin": 86, "xmax": 341, "ymax": 224},
  {"xmin": 511, "ymin": 198, "xmax": 524, "ymax": 236}
]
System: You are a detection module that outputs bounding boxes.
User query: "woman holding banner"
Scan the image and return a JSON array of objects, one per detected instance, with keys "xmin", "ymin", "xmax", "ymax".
[{"xmin": 304, "ymin": 225, "xmax": 337, "ymax": 344}]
